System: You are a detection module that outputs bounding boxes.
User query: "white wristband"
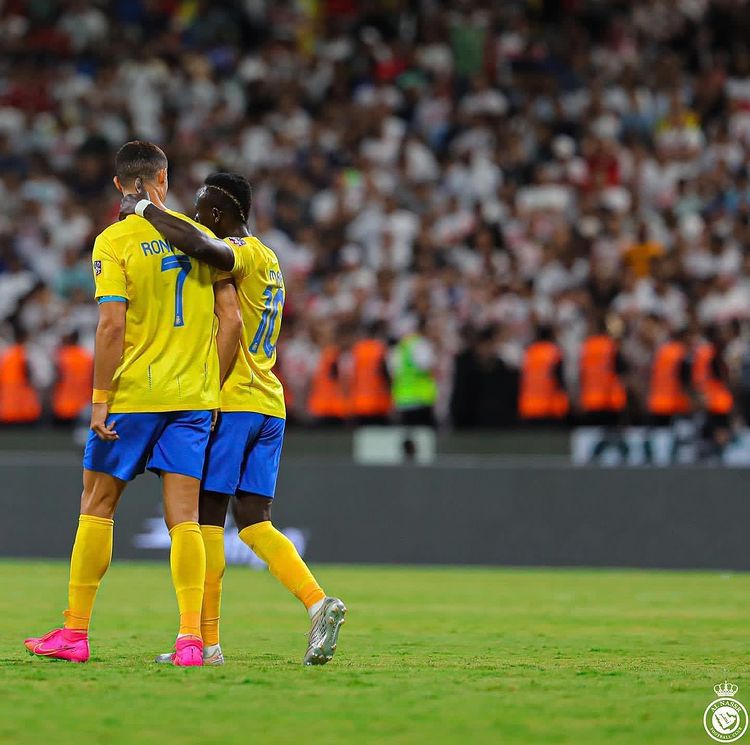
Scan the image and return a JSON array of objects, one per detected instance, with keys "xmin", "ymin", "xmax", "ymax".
[{"xmin": 134, "ymin": 199, "xmax": 151, "ymax": 217}]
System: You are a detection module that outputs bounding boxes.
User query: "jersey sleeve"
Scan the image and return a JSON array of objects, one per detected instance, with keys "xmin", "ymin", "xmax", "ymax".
[
  {"xmin": 222, "ymin": 238, "xmax": 249, "ymax": 281},
  {"xmin": 92, "ymin": 234, "xmax": 127, "ymax": 301}
]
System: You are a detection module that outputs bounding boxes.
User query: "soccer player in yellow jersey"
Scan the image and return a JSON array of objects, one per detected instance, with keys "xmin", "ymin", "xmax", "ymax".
[
  {"xmin": 120, "ymin": 173, "xmax": 346, "ymax": 666},
  {"xmin": 24, "ymin": 143, "xmax": 243, "ymax": 666}
]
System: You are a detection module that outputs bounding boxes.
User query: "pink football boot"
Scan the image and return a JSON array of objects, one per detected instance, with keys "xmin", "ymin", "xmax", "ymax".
[
  {"xmin": 172, "ymin": 635, "xmax": 203, "ymax": 666},
  {"xmin": 24, "ymin": 628, "xmax": 90, "ymax": 663}
]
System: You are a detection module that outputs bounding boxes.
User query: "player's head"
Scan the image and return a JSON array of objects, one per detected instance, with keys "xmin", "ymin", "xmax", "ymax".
[
  {"xmin": 113, "ymin": 141, "xmax": 168, "ymax": 202},
  {"xmin": 195, "ymin": 172, "xmax": 252, "ymax": 238}
]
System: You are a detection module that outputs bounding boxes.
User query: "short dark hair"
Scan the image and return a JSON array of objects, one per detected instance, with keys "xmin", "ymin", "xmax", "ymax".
[
  {"xmin": 115, "ymin": 140, "xmax": 167, "ymax": 183},
  {"xmin": 204, "ymin": 172, "xmax": 252, "ymax": 223}
]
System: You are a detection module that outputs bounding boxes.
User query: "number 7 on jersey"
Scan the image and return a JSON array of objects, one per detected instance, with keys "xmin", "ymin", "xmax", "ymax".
[{"xmin": 161, "ymin": 255, "xmax": 192, "ymax": 327}]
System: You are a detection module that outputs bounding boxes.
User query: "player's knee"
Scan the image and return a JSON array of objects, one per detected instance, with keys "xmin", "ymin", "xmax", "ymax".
[
  {"xmin": 231, "ymin": 492, "xmax": 272, "ymax": 531},
  {"xmin": 199, "ymin": 490, "xmax": 230, "ymax": 527},
  {"xmin": 163, "ymin": 506, "xmax": 198, "ymax": 530},
  {"xmin": 162, "ymin": 497, "xmax": 199, "ymax": 529},
  {"xmin": 162, "ymin": 473, "xmax": 201, "ymax": 528},
  {"xmin": 81, "ymin": 470, "xmax": 125, "ymax": 518},
  {"xmin": 80, "ymin": 483, "xmax": 120, "ymax": 519}
]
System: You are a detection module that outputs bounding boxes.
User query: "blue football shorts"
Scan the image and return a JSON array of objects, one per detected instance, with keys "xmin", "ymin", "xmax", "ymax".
[
  {"xmin": 202, "ymin": 412, "xmax": 285, "ymax": 498},
  {"xmin": 83, "ymin": 410, "xmax": 213, "ymax": 481}
]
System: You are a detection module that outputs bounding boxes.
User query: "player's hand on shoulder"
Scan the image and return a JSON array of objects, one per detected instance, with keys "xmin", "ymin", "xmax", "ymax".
[
  {"xmin": 118, "ymin": 177, "xmax": 151, "ymax": 221},
  {"xmin": 91, "ymin": 403, "xmax": 118, "ymax": 441}
]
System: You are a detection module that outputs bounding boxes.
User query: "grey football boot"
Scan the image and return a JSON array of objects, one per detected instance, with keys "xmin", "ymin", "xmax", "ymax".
[{"xmin": 303, "ymin": 597, "xmax": 347, "ymax": 666}]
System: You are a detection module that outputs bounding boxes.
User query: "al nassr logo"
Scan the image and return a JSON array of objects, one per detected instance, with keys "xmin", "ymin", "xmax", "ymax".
[{"xmin": 704, "ymin": 681, "xmax": 748, "ymax": 743}]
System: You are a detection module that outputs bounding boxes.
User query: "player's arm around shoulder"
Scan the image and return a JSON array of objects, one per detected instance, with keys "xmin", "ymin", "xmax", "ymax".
[
  {"xmin": 119, "ymin": 180, "xmax": 235, "ymax": 271},
  {"xmin": 214, "ymin": 278, "xmax": 243, "ymax": 386}
]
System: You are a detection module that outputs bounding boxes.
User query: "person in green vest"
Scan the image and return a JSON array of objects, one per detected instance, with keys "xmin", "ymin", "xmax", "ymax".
[{"xmin": 390, "ymin": 319, "xmax": 438, "ymax": 426}]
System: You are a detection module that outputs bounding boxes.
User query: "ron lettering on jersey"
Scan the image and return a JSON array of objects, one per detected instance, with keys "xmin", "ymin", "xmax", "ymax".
[{"xmin": 141, "ymin": 239, "xmax": 176, "ymax": 257}]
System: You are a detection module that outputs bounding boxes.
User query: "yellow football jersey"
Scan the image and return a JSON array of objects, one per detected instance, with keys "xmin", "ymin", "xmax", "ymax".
[
  {"xmin": 92, "ymin": 210, "xmax": 221, "ymax": 413},
  {"xmin": 221, "ymin": 235, "xmax": 286, "ymax": 418}
]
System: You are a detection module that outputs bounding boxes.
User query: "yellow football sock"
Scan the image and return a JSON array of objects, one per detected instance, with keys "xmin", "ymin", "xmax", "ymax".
[
  {"xmin": 64, "ymin": 514, "xmax": 114, "ymax": 631},
  {"xmin": 169, "ymin": 521, "xmax": 206, "ymax": 637},
  {"xmin": 239, "ymin": 521, "xmax": 325, "ymax": 609},
  {"xmin": 200, "ymin": 525, "xmax": 225, "ymax": 646}
]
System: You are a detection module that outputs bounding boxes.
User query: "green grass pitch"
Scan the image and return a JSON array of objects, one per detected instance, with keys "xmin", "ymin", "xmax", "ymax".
[{"xmin": 0, "ymin": 560, "xmax": 748, "ymax": 744}]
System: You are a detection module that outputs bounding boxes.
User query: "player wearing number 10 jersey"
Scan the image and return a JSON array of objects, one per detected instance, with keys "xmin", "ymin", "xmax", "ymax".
[{"xmin": 120, "ymin": 172, "xmax": 346, "ymax": 666}]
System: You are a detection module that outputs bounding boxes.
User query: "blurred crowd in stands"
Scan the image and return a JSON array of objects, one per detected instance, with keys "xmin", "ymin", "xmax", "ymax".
[{"xmin": 4, "ymin": 0, "xmax": 750, "ymax": 433}]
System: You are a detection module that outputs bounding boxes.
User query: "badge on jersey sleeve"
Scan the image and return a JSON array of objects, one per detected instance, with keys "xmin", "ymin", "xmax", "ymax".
[{"xmin": 94, "ymin": 260, "xmax": 102, "ymax": 276}]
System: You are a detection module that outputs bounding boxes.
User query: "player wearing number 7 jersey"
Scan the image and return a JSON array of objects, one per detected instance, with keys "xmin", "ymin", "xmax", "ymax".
[
  {"xmin": 120, "ymin": 172, "xmax": 346, "ymax": 666},
  {"xmin": 24, "ymin": 142, "xmax": 243, "ymax": 667}
]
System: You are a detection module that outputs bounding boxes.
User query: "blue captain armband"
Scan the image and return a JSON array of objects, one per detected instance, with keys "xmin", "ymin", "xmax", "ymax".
[{"xmin": 97, "ymin": 295, "xmax": 127, "ymax": 304}]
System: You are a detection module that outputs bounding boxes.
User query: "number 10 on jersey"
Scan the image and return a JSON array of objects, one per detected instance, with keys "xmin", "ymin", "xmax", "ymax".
[{"xmin": 250, "ymin": 285, "xmax": 284, "ymax": 358}]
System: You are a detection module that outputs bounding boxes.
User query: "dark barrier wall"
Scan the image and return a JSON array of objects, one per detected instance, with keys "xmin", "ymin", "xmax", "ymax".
[{"xmin": 0, "ymin": 454, "xmax": 747, "ymax": 570}]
